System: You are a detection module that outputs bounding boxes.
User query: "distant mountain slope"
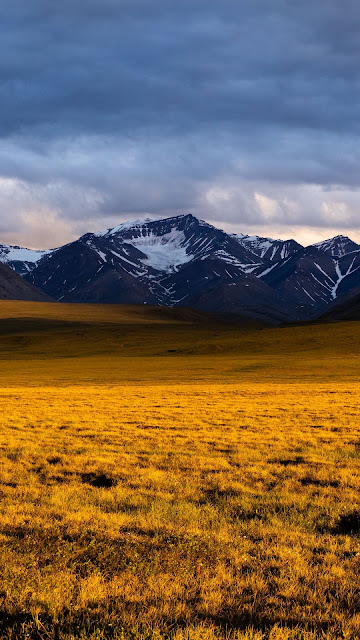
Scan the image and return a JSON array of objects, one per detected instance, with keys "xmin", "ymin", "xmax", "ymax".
[
  {"xmin": 81, "ymin": 213, "xmax": 259, "ymax": 272},
  {"xmin": 0, "ymin": 262, "xmax": 52, "ymax": 301},
  {"xmin": 26, "ymin": 214, "xmax": 260, "ymax": 302},
  {"xmin": 235, "ymin": 233, "xmax": 303, "ymax": 262}
]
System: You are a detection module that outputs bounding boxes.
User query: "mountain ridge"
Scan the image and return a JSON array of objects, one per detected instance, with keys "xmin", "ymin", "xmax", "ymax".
[{"xmin": 1, "ymin": 213, "xmax": 360, "ymax": 322}]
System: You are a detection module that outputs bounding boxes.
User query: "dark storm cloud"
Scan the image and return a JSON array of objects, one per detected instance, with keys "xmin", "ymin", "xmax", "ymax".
[
  {"xmin": 2, "ymin": 0, "xmax": 360, "ymax": 139},
  {"xmin": 1, "ymin": 0, "xmax": 360, "ymax": 245}
]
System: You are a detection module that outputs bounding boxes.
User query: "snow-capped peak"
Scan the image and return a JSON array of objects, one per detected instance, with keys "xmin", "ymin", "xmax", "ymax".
[
  {"xmin": 311, "ymin": 235, "xmax": 360, "ymax": 257},
  {"xmin": 92, "ymin": 213, "xmax": 199, "ymax": 238},
  {"xmin": 0, "ymin": 244, "xmax": 52, "ymax": 275},
  {"xmin": 87, "ymin": 214, "xmax": 213, "ymax": 273},
  {"xmin": 80, "ymin": 213, "xmax": 259, "ymax": 275},
  {"xmin": 93, "ymin": 217, "xmax": 160, "ymax": 237},
  {"xmin": 0, "ymin": 245, "xmax": 50, "ymax": 263}
]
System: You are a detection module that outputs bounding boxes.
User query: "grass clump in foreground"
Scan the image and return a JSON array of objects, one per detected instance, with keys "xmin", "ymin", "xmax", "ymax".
[{"xmin": 0, "ymin": 302, "xmax": 358, "ymax": 638}]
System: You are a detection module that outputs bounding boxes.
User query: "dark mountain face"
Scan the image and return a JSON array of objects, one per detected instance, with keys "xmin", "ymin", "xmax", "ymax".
[
  {"xmin": 0, "ymin": 262, "xmax": 52, "ymax": 302},
  {"xmin": 256, "ymin": 247, "xmax": 360, "ymax": 315},
  {"xmin": 183, "ymin": 273, "xmax": 311, "ymax": 324},
  {"xmin": 320, "ymin": 286, "xmax": 360, "ymax": 322},
  {"xmin": 2, "ymin": 213, "xmax": 360, "ymax": 322}
]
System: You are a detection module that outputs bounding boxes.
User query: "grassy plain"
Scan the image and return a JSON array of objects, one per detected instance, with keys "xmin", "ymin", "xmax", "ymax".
[{"xmin": 0, "ymin": 302, "xmax": 359, "ymax": 639}]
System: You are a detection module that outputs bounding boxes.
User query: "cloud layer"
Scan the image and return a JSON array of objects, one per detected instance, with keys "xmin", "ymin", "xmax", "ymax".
[{"xmin": 1, "ymin": 0, "xmax": 360, "ymax": 247}]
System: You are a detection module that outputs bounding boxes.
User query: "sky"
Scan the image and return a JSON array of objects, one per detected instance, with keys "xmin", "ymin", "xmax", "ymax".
[{"xmin": 1, "ymin": 0, "xmax": 360, "ymax": 248}]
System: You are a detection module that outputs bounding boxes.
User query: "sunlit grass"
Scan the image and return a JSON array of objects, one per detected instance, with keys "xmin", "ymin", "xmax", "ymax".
[
  {"xmin": 0, "ymin": 302, "xmax": 359, "ymax": 638},
  {"xmin": 0, "ymin": 383, "xmax": 360, "ymax": 639}
]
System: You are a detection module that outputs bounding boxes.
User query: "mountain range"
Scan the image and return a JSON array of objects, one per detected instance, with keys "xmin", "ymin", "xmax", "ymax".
[{"xmin": 1, "ymin": 213, "xmax": 360, "ymax": 324}]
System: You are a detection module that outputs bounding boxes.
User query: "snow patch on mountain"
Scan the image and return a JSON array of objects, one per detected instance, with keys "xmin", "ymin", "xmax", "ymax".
[
  {"xmin": 257, "ymin": 262, "xmax": 278, "ymax": 278},
  {"xmin": 237, "ymin": 234, "xmax": 273, "ymax": 251},
  {"xmin": 234, "ymin": 234, "xmax": 274, "ymax": 258},
  {"xmin": 0, "ymin": 246, "xmax": 50, "ymax": 263},
  {"xmin": 331, "ymin": 257, "xmax": 360, "ymax": 299},
  {"xmin": 130, "ymin": 229, "xmax": 193, "ymax": 272}
]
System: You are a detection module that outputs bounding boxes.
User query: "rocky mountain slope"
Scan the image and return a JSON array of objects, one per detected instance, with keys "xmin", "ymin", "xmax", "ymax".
[{"xmin": 0, "ymin": 262, "xmax": 52, "ymax": 301}]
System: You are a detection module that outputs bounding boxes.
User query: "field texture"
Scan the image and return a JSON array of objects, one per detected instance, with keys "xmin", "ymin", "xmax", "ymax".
[{"xmin": 0, "ymin": 302, "xmax": 359, "ymax": 639}]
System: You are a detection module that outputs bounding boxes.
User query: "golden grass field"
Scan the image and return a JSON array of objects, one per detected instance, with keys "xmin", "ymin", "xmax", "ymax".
[{"xmin": 0, "ymin": 302, "xmax": 359, "ymax": 639}]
